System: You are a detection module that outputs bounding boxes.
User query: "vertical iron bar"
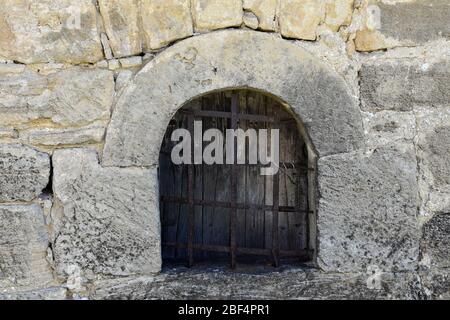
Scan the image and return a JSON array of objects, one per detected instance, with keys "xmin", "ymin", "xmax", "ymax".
[
  {"xmin": 272, "ymin": 123, "xmax": 280, "ymax": 268},
  {"xmin": 230, "ymin": 93, "xmax": 238, "ymax": 269},
  {"xmin": 187, "ymin": 114, "xmax": 195, "ymax": 267}
]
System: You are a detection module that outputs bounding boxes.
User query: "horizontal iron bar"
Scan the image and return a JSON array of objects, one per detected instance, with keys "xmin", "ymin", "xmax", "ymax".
[
  {"xmin": 179, "ymin": 109, "xmax": 276, "ymax": 123},
  {"xmin": 163, "ymin": 242, "xmax": 313, "ymax": 259},
  {"xmin": 157, "ymin": 158, "xmax": 315, "ymax": 172},
  {"xmin": 160, "ymin": 196, "xmax": 312, "ymax": 214}
]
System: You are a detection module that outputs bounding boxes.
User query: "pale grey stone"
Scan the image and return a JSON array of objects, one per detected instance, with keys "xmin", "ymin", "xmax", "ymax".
[
  {"xmin": 0, "ymin": 67, "xmax": 114, "ymax": 127},
  {"xmin": 100, "ymin": 33, "xmax": 114, "ymax": 60},
  {"xmin": 356, "ymin": 0, "xmax": 450, "ymax": 51},
  {"xmin": 108, "ymin": 59, "xmax": 120, "ymax": 71},
  {"xmin": 51, "ymin": 148, "xmax": 161, "ymax": 280},
  {"xmin": 0, "ymin": 204, "xmax": 55, "ymax": 291},
  {"xmin": 103, "ymin": 30, "xmax": 364, "ymax": 167},
  {"xmin": 90, "ymin": 267, "xmax": 424, "ymax": 300},
  {"xmin": 243, "ymin": 11, "xmax": 259, "ymax": 30},
  {"xmin": 0, "ymin": 128, "xmax": 17, "ymax": 139},
  {"xmin": 19, "ymin": 121, "xmax": 107, "ymax": 146},
  {"xmin": 0, "ymin": 286, "xmax": 67, "ymax": 300},
  {"xmin": 0, "ymin": 63, "xmax": 25, "ymax": 74},
  {"xmin": 115, "ymin": 70, "xmax": 134, "ymax": 92},
  {"xmin": 0, "ymin": 144, "xmax": 50, "ymax": 202},
  {"xmin": 422, "ymin": 214, "xmax": 450, "ymax": 270},
  {"xmin": 317, "ymin": 144, "xmax": 420, "ymax": 272},
  {"xmin": 360, "ymin": 59, "xmax": 450, "ymax": 111},
  {"xmin": 415, "ymin": 107, "xmax": 450, "ymax": 215},
  {"xmin": 362, "ymin": 111, "xmax": 416, "ymax": 149},
  {"xmin": 119, "ymin": 56, "xmax": 142, "ymax": 69}
]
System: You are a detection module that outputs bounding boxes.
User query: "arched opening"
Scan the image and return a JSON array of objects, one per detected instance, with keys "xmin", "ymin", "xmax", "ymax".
[{"xmin": 159, "ymin": 89, "xmax": 315, "ymax": 269}]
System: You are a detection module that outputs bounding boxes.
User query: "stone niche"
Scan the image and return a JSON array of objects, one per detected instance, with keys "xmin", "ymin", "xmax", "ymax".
[{"xmin": 1, "ymin": 30, "xmax": 427, "ymax": 299}]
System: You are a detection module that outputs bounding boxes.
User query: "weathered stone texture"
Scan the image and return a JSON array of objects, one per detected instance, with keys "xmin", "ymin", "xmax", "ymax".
[
  {"xmin": 18, "ymin": 121, "xmax": 107, "ymax": 146},
  {"xmin": 317, "ymin": 145, "xmax": 420, "ymax": 272},
  {"xmin": 103, "ymin": 30, "xmax": 364, "ymax": 167},
  {"xmin": 415, "ymin": 107, "xmax": 450, "ymax": 214},
  {"xmin": 90, "ymin": 267, "xmax": 424, "ymax": 300},
  {"xmin": 0, "ymin": 66, "xmax": 114, "ymax": 147},
  {"xmin": 51, "ymin": 149, "xmax": 161, "ymax": 280},
  {"xmin": 0, "ymin": 287, "xmax": 67, "ymax": 300},
  {"xmin": 422, "ymin": 214, "xmax": 450, "ymax": 269},
  {"xmin": 362, "ymin": 111, "xmax": 416, "ymax": 149},
  {"xmin": 360, "ymin": 60, "xmax": 450, "ymax": 111},
  {"xmin": 98, "ymin": 0, "xmax": 142, "ymax": 58},
  {"xmin": 279, "ymin": 0, "xmax": 325, "ymax": 40},
  {"xmin": 0, "ymin": 0, "xmax": 103, "ymax": 64},
  {"xmin": 140, "ymin": 0, "xmax": 193, "ymax": 50},
  {"xmin": 243, "ymin": 0, "xmax": 278, "ymax": 31},
  {"xmin": 0, "ymin": 204, "xmax": 54, "ymax": 291},
  {"xmin": 356, "ymin": 0, "xmax": 450, "ymax": 52},
  {"xmin": 0, "ymin": 144, "xmax": 50, "ymax": 202},
  {"xmin": 192, "ymin": 0, "xmax": 243, "ymax": 31}
]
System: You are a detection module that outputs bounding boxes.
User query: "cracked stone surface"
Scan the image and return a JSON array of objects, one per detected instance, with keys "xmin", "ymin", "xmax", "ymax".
[
  {"xmin": 317, "ymin": 144, "xmax": 420, "ymax": 272},
  {"xmin": 51, "ymin": 148, "xmax": 161, "ymax": 281},
  {"xmin": 89, "ymin": 265, "xmax": 424, "ymax": 300},
  {"xmin": 0, "ymin": 144, "xmax": 50, "ymax": 202},
  {"xmin": 0, "ymin": 204, "xmax": 55, "ymax": 291}
]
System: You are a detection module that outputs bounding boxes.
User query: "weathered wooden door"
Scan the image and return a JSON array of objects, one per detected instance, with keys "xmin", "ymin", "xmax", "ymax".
[{"xmin": 159, "ymin": 90, "xmax": 311, "ymax": 268}]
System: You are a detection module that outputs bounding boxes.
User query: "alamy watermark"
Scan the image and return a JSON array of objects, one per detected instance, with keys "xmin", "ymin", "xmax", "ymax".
[{"xmin": 170, "ymin": 121, "xmax": 280, "ymax": 176}]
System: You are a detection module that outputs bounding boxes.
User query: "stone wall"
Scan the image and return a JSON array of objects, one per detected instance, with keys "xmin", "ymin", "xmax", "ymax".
[{"xmin": 0, "ymin": 0, "xmax": 449, "ymax": 300}]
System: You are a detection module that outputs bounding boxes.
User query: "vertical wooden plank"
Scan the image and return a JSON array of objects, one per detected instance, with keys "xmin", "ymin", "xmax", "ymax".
[
  {"xmin": 187, "ymin": 114, "xmax": 195, "ymax": 267},
  {"xmin": 230, "ymin": 92, "xmax": 238, "ymax": 269}
]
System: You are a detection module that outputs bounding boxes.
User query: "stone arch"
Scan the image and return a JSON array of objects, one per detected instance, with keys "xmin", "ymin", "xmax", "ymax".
[{"xmin": 102, "ymin": 30, "xmax": 364, "ymax": 167}]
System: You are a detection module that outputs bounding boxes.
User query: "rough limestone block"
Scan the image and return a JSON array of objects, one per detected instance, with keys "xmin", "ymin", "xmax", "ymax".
[
  {"xmin": 0, "ymin": 204, "xmax": 54, "ymax": 291},
  {"xmin": 362, "ymin": 111, "xmax": 416, "ymax": 149},
  {"xmin": 0, "ymin": 144, "xmax": 50, "ymax": 202},
  {"xmin": 0, "ymin": 0, "xmax": 103, "ymax": 64},
  {"xmin": 325, "ymin": 0, "xmax": 354, "ymax": 32},
  {"xmin": 356, "ymin": 0, "xmax": 450, "ymax": 52},
  {"xmin": 18, "ymin": 121, "xmax": 107, "ymax": 146},
  {"xmin": 98, "ymin": 0, "xmax": 142, "ymax": 58},
  {"xmin": 243, "ymin": 0, "xmax": 278, "ymax": 31},
  {"xmin": 51, "ymin": 148, "xmax": 161, "ymax": 280},
  {"xmin": 279, "ymin": 0, "xmax": 326, "ymax": 40},
  {"xmin": 192, "ymin": 0, "xmax": 243, "ymax": 31},
  {"xmin": 317, "ymin": 144, "xmax": 420, "ymax": 272},
  {"xmin": 422, "ymin": 214, "xmax": 450, "ymax": 270},
  {"xmin": 140, "ymin": 0, "xmax": 193, "ymax": 50},
  {"xmin": 360, "ymin": 59, "xmax": 450, "ymax": 112},
  {"xmin": 0, "ymin": 66, "xmax": 114, "ymax": 146},
  {"xmin": 415, "ymin": 107, "xmax": 450, "ymax": 214}
]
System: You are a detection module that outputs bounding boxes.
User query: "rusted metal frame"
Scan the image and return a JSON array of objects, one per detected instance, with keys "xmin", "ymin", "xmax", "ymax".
[
  {"xmin": 160, "ymin": 196, "xmax": 311, "ymax": 214},
  {"xmin": 187, "ymin": 114, "xmax": 195, "ymax": 268},
  {"xmin": 162, "ymin": 242, "xmax": 312, "ymax": 260},
  {"xmin": 230, "ymin": 93, "xmax": 239, "ymax": 269}
]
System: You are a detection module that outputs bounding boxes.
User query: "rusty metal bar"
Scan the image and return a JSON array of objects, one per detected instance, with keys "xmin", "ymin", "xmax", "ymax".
[
  {"xmin": 160, "ymin": 196, "xmax": 312, "ymax": 214},
  {"xmin": 179, "ymin": 109, "xmax": 276, "ymax": 123},
  {"xmin": 272, "ymin": 132, "xmax": 280, "ymax": 268},
  {"xmin": 230, "ymin": 93, "xmax": 238, "ymax": 269},
  {"xmin": 162, "ymin": 242, "xmax": 312, "ymax": 260},
  {"xmin": 187, "ymin": 114, "xmax": 195, "ymax": 268}
]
